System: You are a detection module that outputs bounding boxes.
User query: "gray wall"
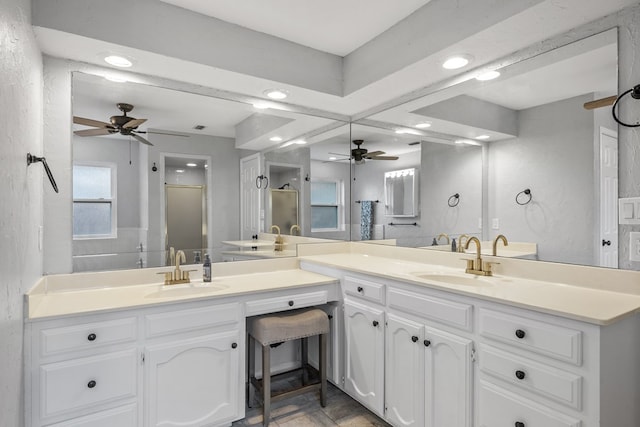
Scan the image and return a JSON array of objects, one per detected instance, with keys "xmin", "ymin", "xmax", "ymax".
[
  {"xmin": 488, "ymin": 94, "xmax": 595, "ymax": 265},
  {"xmin": 0, "ymin": 1, "xmax": 43, "ymax": 425}
]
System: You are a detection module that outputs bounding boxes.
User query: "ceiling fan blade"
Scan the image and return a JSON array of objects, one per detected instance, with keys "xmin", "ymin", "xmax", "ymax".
[
  {"xmin": 146, "ymin": 130, "xmax": 191, "ymax": 137},
  {"xmin": 328, "ymin": 152, "xmax": 350, "ymax": 157},
  {"xmin": 74, "ymin": 128, "xmax": 112, "ymax": 137},
  {"xmin": 583, "ymin": 95, "xmax": 617, "ymax": 110},
  {"xmin": 132, "ymin": 133, "xmax": 154, "ymax": 146},
  {"xmin": 366, "ymin": 150, "xmax": 386, "ymax": 156},
  {"xmin": 122, "ymin": 118, "xmax": 147, "ymax": 129},
  {"xmin": 74, "ymin": 116, "xmax": 112, "ymax": 128},
  {"xmin": 369, "ymin": 156, "xmax": 399, "ymax": 160}
]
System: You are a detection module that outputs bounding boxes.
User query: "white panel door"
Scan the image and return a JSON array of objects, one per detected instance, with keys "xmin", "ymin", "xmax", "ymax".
[
  {"xmin": 424, "ymin": 326, "xmax": 473, "ymax": 427},
  {"xmin": 145, "ymin": 331, "xmax": 241, "ymax": 427},
  {"xmin": 344, "ymin": 299, "xmax": 385, "ymax": 416},
  {"xmin": 385, "ymin": 313, "xmax": 424, "ymax": 427},
  {"xmin": 599, "ymin": 127, "xmax": 618, "ymax": 268},
  {"xmin": 240, "ymin": 154, "xmax": 262, "ymax": 240}
]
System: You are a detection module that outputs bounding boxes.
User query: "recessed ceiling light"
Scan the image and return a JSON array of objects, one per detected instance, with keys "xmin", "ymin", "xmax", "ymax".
[
  {"xmin": 104, "ymin": 55, "xmax": 133, "ymax": 68},
  {"xmin": 253, "ymin": 102, "xmax": 270, "ymax": 109},
  {"xmin": 395, "ymin": 129, "xmax": 407, "ymax": 134},
  {"xmin": 186, "ymin": 163, "xmax": 197, "ymax": 167},
  {"xmin": 269, "ymin": 136, "xmax": 283, "ymax": 142},
  {"xmin": 295, "ymin": 140, "xmax": 307, "ymax": 145},
  {"xmin": 476, "ymin": 70, "xmax": 501, "ymax": 81},
  {"xmin": 104, "ymin": 75, "xmax": 128, "ymax": 83},
  {"xmin": 475, "ymin": 135, "xmax": 490, "ymax": 140},
  {"xmin": 415, "ymin": 122, "xmax": 432, "ymax": 129},
  {"xmin": 264, "ymin": 89, "xmax": 288, "ymax": 100},
  {"xmin": 175, "ymin": 169, "xmax": 185, "ymax": 173},
  {"xmin": 329, "ymin": 156, "xmax": 337, "ymax": 161},
  {"xmin": 455, "ymin": 139, "xmax": 480, "ymax": 146},
  {"xmin": 442, "ymin": 55, "xmax": 472, "ymax": 70}
]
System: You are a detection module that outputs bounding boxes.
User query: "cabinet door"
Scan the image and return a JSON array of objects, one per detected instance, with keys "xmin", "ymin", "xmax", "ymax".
[
  {"xmin": 385, "ymin": 313, "xmax": 424, "ymax": 427},
  {"xmin": 344, "ymin": 299, "xmax": 385, "ymax": 416},
  {"xmin": 424, "ymin": 326, "xmax": 473, "ymax": 427},
  {"xmin": 145, "ymin": 331, "xmax": 241, "ymax": 427}
]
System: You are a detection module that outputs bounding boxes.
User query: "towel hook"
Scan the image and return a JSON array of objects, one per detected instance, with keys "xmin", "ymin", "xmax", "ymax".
[
  {"xmin": 516, "ymin": 188, "xmax": 532, "ymax": 205},
  {"xmin": 27, "ymin": 153, "xmax": 58, "ymax": 193},
  {"xmin": 448, "ymin": 193, "xmax": 460, "ymax": 207}
]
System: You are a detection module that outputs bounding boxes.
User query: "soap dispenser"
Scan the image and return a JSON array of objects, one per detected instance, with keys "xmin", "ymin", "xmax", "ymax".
[
  {"xmin": 203, "ymin": 254, "xmax": 212, "ymax": 282},
  {"xmin": 451, "ymin": 238, "xmax": 457, "ymax": 252}
]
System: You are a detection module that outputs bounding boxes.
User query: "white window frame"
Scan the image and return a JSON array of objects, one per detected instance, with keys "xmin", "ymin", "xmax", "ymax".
[
  {"xmin": 310, "ymin": 179, "xmax": 344, "ymax": 232},
  {"xmin": 72, "ymin": 161, "xmax": 118, "ymax": 240}
]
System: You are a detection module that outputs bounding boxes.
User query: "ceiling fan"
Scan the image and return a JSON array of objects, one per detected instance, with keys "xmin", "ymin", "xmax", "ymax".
[
  {"xmin": 73, "ymin": 103, "xmax": 153, "ymax": 145},
  {"xmin": 330, "ymin": 139, "xmax": 399, "ymax": 164}
]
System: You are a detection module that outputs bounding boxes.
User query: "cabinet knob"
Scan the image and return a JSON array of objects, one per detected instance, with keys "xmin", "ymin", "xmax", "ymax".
[
  {"xmin": 411, "ymin": 335, "xmax": 418, "ymax": 343},
  {"xmin": 357, "ymin": 286, "xmax": 364, "ymax": 293},
  {"xmin": 424, "ymin": 339, "xmax": 431, "ymax": 347},
  {"xmin": 87, "ymin": 380, "xmax": 97, "ymax": 389},
  {"xmin": 515, "ymin": 370, "xmax": 526, "ymax": 380},
  {"xmin": 231, "ymin": 342, "xmax": 237, "ymax": 349},
  {"xmin": 372, "ymin": 320, "xmax": 379, "ymax": 327},
  {"xmin": 87, "ymin": 333, "xmax": 97, "ymax": 341},
  {"xmin": 515, "ymin": 329, "xmax": 526, "ymax": 339},
  {"xmin": 288, "ymin": 300, "xmax": 294, "ymax": 307},
  {"xmin": 515, "ymin": 422, "xmax": 525, "ymax": 427}
]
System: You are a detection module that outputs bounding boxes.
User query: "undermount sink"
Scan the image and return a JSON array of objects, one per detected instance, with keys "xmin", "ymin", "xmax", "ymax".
[
  {"xmin": 411, "ymin": 272, "xmax": 494, "ymax": 287},
  {"xmin": 145, "ymin": 283, "xmax": 229, "ymax": 298}
]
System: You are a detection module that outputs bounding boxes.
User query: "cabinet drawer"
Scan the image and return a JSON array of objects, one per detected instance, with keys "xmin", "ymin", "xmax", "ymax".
[
  {"xmin": 480, "ymin": 345, "xmax": 582, "ymax": 410},
  {"xmin": 245, "ymin": 290, "xmax": 328, "ymax": 316},
  {"xmin": 40, "ymin": 349, "xmax": 137, "ymax": 419},
  {"xmin": 343, "ymin": 276, "xmax": 385, "ymax": 305},
  {"xmin": 388, "ymin": 287, "xmax": 472, "ymax": 331},
  {"xmin": 478, "ymin": 380, "xmax": 581, "ymax": 427},
  {"xmin": 479, "ymin": 308, "xmax": 582, "ymax": 365},
  {"xmin": 145, "ymin": 302, "xmax": 239, "ymax": 338},
  {"xmin": 48, "ymin": 404, "xmax": 137, "ymax": 427},
  {"xmin": 40, "ymin": 317, "xmax": 137, "ymax": 357}
]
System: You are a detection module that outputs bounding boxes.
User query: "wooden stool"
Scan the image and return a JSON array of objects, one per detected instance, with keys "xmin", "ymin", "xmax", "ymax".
[{"xmin": 247, "ymin": 308, "xmax": 329, "ymax": 426}]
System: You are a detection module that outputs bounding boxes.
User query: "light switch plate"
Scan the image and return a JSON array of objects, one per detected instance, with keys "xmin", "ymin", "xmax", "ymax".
[
  {"xmin": 619, "ymin": 197, "xmax": 640, "ymax": 224},
  {"xmin": 630, "ymin": 232, "xmax": 640, "ymax": 262}
]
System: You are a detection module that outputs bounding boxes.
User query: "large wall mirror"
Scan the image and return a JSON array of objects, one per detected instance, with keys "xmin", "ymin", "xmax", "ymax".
[
  {"xmin": 71, "ymin": 72, "xmax": 350, "ymax": 272},
  {"xmin": 358, "ymin": 28, "xmax": 619, "ymax": 268}
]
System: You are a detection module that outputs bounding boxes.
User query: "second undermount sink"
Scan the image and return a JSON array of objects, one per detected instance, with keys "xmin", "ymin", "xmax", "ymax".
[
  {"xmin": 145, "ymin": 282, "xmax": 229, "ymax": 299},
  {"xmin": 411, "ymin": 272, "xmax": 494, "ymax": 287}
]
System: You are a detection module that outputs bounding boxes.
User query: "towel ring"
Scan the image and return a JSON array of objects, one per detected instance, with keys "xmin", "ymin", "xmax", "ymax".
[
  {"xmin": 516, "ymin": 188, "xmax": 532, "ymax": 205},
  {"xmin": 448, "ymin": 193, "xmax": 460, "ymax": 207},
  {"xmin": 255, "ymin": 174, "xmax": 269, "ymax": 189}
]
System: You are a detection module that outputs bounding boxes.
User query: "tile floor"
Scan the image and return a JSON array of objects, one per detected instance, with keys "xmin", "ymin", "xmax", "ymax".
[{"xmin": 233, "ymin": 374, "xmax": 391, "ymax": 427}]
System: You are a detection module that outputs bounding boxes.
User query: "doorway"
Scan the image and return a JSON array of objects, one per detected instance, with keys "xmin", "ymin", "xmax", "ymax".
[{"xmin": 599, "ymin": 126, "xmax": 618, "ymax": 268}]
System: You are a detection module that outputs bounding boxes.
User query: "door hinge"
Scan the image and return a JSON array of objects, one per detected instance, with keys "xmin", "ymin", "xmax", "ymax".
[
  {"xmin": 141, "ymin": 352, "xmax": 145, "ymax": 364},
  {"xmin": 471, "ymin": 348, "xmax": 477, "ymax": 363},
  {"xmin": 341, "ymin": 376, "xmax": 345, "ymax": 385}
]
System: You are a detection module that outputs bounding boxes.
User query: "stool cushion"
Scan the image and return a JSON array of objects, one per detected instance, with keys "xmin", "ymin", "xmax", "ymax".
[{"xmin": 249, "ymin": 308, "xmax": 329, "ymax": 345}]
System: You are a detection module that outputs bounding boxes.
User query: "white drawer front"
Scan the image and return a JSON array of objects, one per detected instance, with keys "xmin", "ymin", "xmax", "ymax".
[
  {"xmin": 245, "ymin": 290, "xmax": 327, "ymax": 316},
  {"xmin": 388, "ymin": 287, "xmax": 472, "ymax": 331},
  {"xmin": 40, "ymin": 317, "xmax": 137, "ymax": 357},
  {"xmin": 478, "ymin": 380, "xmax": 581, "ymax": 427},
  {"xmin": 343, "ymin": 276, "xmax": 385, "ymax": 305},
  {"xmin": 479, "ymin": 308, "xmax": 582, "ymax": 365},
  {"xmin": 480, "ymin": 345, "xmax": 582, "ymax": 410},
  {"xmin": 48, "ymin": 404, "xmax": 137, "ymax": 427},
  {"xmin": 40, "ymin": 349, "xmax": 137, "ymax": 419},
  {"xmin": 145, "ymin": 302, "xmax": 239, "ymax": 338}
]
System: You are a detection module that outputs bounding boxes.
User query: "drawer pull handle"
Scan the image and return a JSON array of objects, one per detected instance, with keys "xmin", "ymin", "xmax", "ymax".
[
  {"xmin": 231, "ymin": 342, "xmax": 238, "ymax": 349},
  {"xmin": 87, "ymin": 380, "xmax": 97, "ymax": 389},
  {"xmin": 515, "ymin": 370, "xmax": 526, "ymax": 380},
  {"xmin": 357, "ymin": 286, "xmax": 364, "ymax": 293},
  {"xmin": 87, "ymin": 333, "xmax": 97, "ymax": 341},
  {"xmin": 515, "ymin": 422, "xmax": 525, "ymax": 427},
  {"xmin": 288, "ymin": 300, "xmax": 294, "ymax": 307},
  {"xmin": 411, "ymin": 335, "xmax": 418, "ymax": 343},
  {"xmin": 424, "ymin": 339, "xmax": 431, "ymax": 347},
  {"xmin": 372, "ymin": 320, "xmax": 379, "ymax": 327},
  {"xmin": 515, "ymin": 329, "xmax": 526, "ymax": 339}
]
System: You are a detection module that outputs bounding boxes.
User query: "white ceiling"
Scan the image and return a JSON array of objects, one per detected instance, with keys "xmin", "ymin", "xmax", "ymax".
[{"xmin": 159, "ymin": 0, "xmax": 431, "ymax": 56}]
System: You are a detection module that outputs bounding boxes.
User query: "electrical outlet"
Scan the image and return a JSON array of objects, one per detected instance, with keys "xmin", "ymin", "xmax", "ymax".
[
  {"xmin": 630, "ymin": 232, "xmax": 640, "ymax": 262},
  {"xmin": 492, "ymin": 218, "xmax": 499, "ymax": 229}
]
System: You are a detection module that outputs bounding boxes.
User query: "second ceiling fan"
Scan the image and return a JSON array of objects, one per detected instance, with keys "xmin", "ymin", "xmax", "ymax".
[{"xmin": 331, "ymin": 139, "xmax": 399, "ymax": 164}]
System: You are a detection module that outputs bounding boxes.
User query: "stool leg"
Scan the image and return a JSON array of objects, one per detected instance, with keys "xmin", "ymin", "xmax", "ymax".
[
  {"xmin": 301, "ymin": 337, "xmax": 309, "ymax": 386},
  {"xmin": 248, "ymin": 335, "xmax": 255, "ymax": 408},
  {"xmin": 262, "ymin": 344, "xmax": 271, "ymax": 427},
  {"xmin": 319, "ymin": 333, "xmax": 327, "ymax": 407}
]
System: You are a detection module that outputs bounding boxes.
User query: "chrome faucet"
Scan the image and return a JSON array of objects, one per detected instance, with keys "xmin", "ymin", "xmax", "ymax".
[
  {"xmin": 458, "ymin": 234, "xmax": 469, "ymax": 253},
  {"xmin": 290, "ymin": 224, "xmax": 301, "ymax": 236},
  {"xmin": 270, "ymin": 225, "xmax": 284, "ymax": 252},
  {"xmin": 492, "ymin": 234, "xmax": 509, "ymax": 256},
  {"xmin": 464, "ymin": 237, "xmax": 495, "ymax": 276},
  {"xmin": 436, "ymin": 233, "xmax": 450, "ymax": 245}
]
